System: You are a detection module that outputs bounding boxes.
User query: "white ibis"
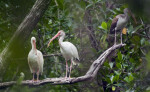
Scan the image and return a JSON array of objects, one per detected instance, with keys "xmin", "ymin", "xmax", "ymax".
[
  {"xmin": 28, "ymin": 37, "xmax": 44, "ymax": 82},
  {"xmin": 110, "ymin": 8, "xmax": 137, "ymax": 45},
  {"xmin": 47, "ymin": 30, "xmax": 79, "ymax": 79}
]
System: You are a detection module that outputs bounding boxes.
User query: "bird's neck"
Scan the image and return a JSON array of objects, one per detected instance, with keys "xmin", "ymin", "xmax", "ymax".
[
  {"xmin": 59, "ymin": 35, "xmax": 65, "ymax": 45},
  {"xmin": 32, "ymin": 43, "xmax": 37, "ymax": 52}
]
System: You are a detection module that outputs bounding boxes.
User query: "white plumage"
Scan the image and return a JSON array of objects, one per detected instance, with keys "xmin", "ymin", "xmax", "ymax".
[
  {"xmin": 115, "ymin": 16, "xmax": 128, "ymax": 31},
  {"xmin": 28, "ymin": 37, "xmax": 44, "ymax": 81},
  {"xmin": 60, "ymin": 41, "xmax": 79, "ymax": 65},
  {"xmin": 48, "ymin": 30, "xmax": 79, "ymax": 78}
]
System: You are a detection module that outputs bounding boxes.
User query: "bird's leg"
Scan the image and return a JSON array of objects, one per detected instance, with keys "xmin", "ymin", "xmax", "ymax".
[
  {"xmin": 30, "ymin": 73, "xmax": 35, "ymax": 82},
  {"xmin": 65, "ymin": 60, "xmax": 68, "ymax": 79},
  {"xmin": 120, "ymin": 30, "xmax": 123, "ymax": 44},
  {"xmin": 69, "ymin": 61, "xmax": 73, "ymax": 79},
  {"xmin": 36, "ymin": 70, "xmax": 40, "ymax": 82},
  {"xmin": 36, "ymin": 74, "xmax": 39, "ymax": 82},
  {"xmin": 32, "ymin": 73, "xmax": 34, "ymax": 81}
]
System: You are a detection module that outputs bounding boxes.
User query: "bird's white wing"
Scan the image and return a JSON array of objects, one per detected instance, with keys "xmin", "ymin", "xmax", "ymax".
[
  {"xmin": 28, "ymin": 51, "xmax": 33, "ymax": 73},
  {"xmin": 37, "ymin": 50, "xmax": 44, "ymax": 75},
  {"xmin": 65, "ymin": 42, "xmax": 79, "ymax": 60}
]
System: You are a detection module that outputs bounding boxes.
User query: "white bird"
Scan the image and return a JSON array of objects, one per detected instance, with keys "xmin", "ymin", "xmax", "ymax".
[
  {"xmin": 47, "ymin": 30, "xmax": 79, "ymax": 78},
  {"xmin": 28, "ymin": 37, "xmax": 44, "ymax": 82}
]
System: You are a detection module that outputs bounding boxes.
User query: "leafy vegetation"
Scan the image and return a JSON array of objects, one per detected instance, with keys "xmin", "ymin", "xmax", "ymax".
[{"xmin": 0, "ymin": 0, "xmax": 150, "ymax": 92}]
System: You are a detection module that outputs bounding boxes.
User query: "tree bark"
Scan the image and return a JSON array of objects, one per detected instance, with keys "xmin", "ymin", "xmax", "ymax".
[
  {"xmin": 0, "ymin": 44, "xmax": 126, "ymax": 89},
  {"xmin": 0, "ymin": 0, "xmax": 51, "ymax": 67}
]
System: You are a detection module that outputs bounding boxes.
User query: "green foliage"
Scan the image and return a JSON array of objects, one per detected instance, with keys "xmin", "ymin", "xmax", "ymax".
[
  {"xmin": 17, "ymin": 72, "xmax": 25, "ymax": 85},
  {"xmin": 99, "ymin": 21, "xmax": 108, "ymax": 31},
  {"xmin": 0, "ymin": 0, "xmax": 150, "ymax": 92},
  {"xmin": 97, "ymin": 5, "xmax": 150, "ymax": 91}
]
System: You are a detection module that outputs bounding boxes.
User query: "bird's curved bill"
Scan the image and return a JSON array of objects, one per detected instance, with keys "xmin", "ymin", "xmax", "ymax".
[{"xmin": 47, "ymin": 32, "xmax": 60, "ymax": 47}]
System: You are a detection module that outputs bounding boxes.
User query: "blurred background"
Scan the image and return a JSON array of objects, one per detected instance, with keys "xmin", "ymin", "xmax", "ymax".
[{"xmin": 0, "ymin": 0, "xmax": 150, "ymax": 91}]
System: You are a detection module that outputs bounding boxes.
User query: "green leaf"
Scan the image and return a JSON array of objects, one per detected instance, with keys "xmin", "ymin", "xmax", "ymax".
[
  {"xmin": 17, "ymin": 72, "xmax": 25, "ymax": 85},
  {"xmin": 132, "ymin": 25, "xmax": 143, "ymax": 34},
  {"xmin": 124, "ymin": 76, "xmax": 129, "ymax": 83},
  {"xmin": 116, "ymin": 62, "xmax": 122, "ymax": 69},
  {"xmin": 114, "ymin": 83, "xmax": 123, "ymax": 87},
  {"xmin": 105, "ymin": 77, "xmax": 111, "ymax": 83},
  {"xmin": 131, "ymin": 36, "xmax": 140, "ymax": 45},
  {"xmin": 99, "ymin": 21, "xmax": 107, "ymax": 31},
  {"xmin": 48, "ymin": 19, "xmax": 52, "ymax": 25},
  {"xmin": 79, "ymin": 0, "xmax": 86, "ymax": 9},
  {"xmin": 141, "ymin": 38, "xmax": 145, "ymax": 45},
  {"xmin": 128, "ymin": 25, "xmax": 134, "ymax": 36},
  {"xmin": 124, "ymin": 73, "xmax": 134, "ymax": 83},
  {"xmin": 129, "ymin": 58, "xmax": 134, "ymax": 63},
  {"xmin": 85, "ymin": 3, "xmax": 93, "ymax": 9},
  {"xmin": 110, "ymin": 75, "xmax": 114, "ymax": 83},
  {"xmin": 109, "ymin": 62, "xmax": 114, "ymax": 69},
  {"xmin": 113, "ymin": 75, "xmax": 120, "ymax": 82},
  {"xmin": 114, "ymin": 71, "xmax": 121, "ymax": 75},
  {"xmin": 118, "ymin": 51, "xmax": 122, "ymax": 61},
  {"xmin": 56, "ymin": 0, "xmax": 64, "ymax": 9},
  {"xmin": 128, "ymin": 73, "xmax": 134, "ymax": 82},
  {"xmin": 104, "ymin": 62, "xmax": 110, "ymax": 68}
]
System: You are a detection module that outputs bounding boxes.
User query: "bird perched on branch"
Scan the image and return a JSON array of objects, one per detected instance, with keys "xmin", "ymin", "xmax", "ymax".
[
  {"xmin": 110, "ymin": 8, "xmax": 137, "ymax": 45},
  {"xmin": 28, "ymin": 37, "xmax": 44, "ymax": 82},
  {"xmin": 47, "ymin": 30, "xmax": 79, "ymax": 79}
]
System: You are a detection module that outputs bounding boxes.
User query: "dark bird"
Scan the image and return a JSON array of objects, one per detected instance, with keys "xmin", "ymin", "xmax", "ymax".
[{"xmin": 110, "ymin": 8, "xmax": 136, "ymax": 45}]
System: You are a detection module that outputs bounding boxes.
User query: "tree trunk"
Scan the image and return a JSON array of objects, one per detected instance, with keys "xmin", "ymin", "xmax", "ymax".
[{"xmin": 0, "ymin": 0, "xmax": 51, "ymax": 69}]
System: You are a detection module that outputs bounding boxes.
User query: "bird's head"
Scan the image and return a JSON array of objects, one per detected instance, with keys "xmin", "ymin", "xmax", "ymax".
[
  {"xmin": 59, "ymin": 30, "xmax": 65, "ymax": 37},
  {"xmin": 31, "ymin": 37, "xmax": 36, "ymax": 49},
  {"xmin": 47, "ymin": 30, "xmax": 65, "ymax": 47},
  {"xmin": 123, "ymin": 8, "xmax": 129, "ymax": 14},
  {"xmin": 31, "ymin": 37, "xmax": 36, "ymax": 44}
]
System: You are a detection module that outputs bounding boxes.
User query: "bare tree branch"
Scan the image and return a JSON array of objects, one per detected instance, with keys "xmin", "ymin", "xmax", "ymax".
[
  {"xmin": 43, "ymin": 53, "xmax": 62, "ymax": 57},
  {"xmin": 0, "ymin": 44, "xmax": 125, "ymax": 89}
]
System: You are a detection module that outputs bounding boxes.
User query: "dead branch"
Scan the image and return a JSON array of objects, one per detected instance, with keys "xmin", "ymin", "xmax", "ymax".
[
  {"xmin": 43, "ymin": 53, "xmax": 62, "ymax": 57},
  {"xmin": 0, "ymin": 44, "xmax": 125, "ymax": 89}
]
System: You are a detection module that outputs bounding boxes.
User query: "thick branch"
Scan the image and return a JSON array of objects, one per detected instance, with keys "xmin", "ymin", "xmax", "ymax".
[{"xmin": 0, "ymin": 44, "xmax": 125, "ymax": 88}]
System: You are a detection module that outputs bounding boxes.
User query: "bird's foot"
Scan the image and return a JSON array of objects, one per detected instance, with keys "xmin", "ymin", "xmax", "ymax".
[
  {"xmin": 35, "ymin": 79, "xmax": 40, "ymax": 83},
  {"xmin": 64, "ymin": 77, "xmax": 71, "ymax": 83},
  {"xmin": 28, "ymin": 79, "xmax": 35, "ymax": 83},
  {"xmin": 64, "ymin": 76, "xmax": 70, "ymax": 81},
  {"xmin": 29, "ymin": 79, "xmax": 40, "ymax": 83},
  {"xmin": 68, "ymin": 77, "xmax": 71, "ymax": 80},
  {"xmin": 64, "ymin": 76, "xmax": 68, "ymax": 79}
]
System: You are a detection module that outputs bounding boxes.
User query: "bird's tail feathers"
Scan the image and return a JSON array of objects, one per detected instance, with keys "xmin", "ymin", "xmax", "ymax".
[{"xmin": 72, "ymin": 58, "xmax": 80, "ymax": 66}]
